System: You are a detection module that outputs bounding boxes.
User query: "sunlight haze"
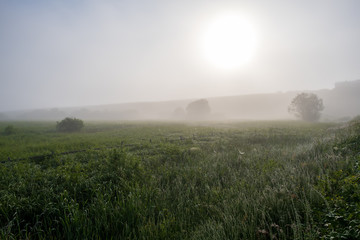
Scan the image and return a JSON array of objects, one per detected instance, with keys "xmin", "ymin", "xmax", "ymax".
[
  {"xmin": 1, "ymin": 0, "xmax": 360, "ymax": 112},
  {"xmin": 200, "ymin": 12, "xmax": 258, "ymax": 69}
]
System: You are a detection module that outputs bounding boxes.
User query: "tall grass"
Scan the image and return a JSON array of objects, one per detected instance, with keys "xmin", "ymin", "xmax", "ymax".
[{"xmin": 0, "ymin": 120, "xmax": 358, "ymax": 239}]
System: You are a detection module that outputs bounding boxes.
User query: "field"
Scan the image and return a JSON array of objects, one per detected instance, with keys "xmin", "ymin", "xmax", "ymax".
[{"xmin": 0, "ymin": 120, "xmax": 359, "ymax": 239}]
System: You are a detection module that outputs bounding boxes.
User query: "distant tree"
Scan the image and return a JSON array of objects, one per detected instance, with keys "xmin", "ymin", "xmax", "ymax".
[
  {"xmin": 173, "ymin": 107, "xmax": 186, "ymax": 119},
  {"xmin": 186, "ymin": 99, "xmax": 211, "ymax": 119},
  {"xmin": 56, "ymin": 117, "xmax": 84, "ymax": 132},
  {"xmin": 288, "ymin": 93, "xmax": 324, "ymax": 122},
  {"xmin": 4, "ymin": 125, "xmax": 15, "ymax": 135}
]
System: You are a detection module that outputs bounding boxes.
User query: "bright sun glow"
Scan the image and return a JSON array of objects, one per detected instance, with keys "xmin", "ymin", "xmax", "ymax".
[{"xmin": 201, "ymin": 14, "xmax": 258, "ymax": 69}]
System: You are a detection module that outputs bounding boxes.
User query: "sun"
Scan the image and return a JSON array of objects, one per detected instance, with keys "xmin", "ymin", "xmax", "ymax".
[{"xmin": 200, "ymin": 13, "xmax": 258, "ymax": 69}]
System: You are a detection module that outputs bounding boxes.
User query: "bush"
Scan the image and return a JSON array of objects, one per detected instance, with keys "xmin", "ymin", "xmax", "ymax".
[
  {"xmin": 56, "ymin": 117, "xmax": 84, "ymax": 132},
  {"xmin": 4, "ymin": 125, "xmax": 15, "ymax": 135}
]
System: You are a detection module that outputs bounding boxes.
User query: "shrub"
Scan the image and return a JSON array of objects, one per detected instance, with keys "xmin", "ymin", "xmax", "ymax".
[
  {"xmin": 56, "ymin": 117, "xmax": 84, "ymax": 132},
  {"xmin": 4, "ymin": 125, "xmax": 15, "ymax": 135}
]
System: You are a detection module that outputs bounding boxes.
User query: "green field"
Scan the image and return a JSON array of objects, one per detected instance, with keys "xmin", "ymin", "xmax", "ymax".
[{"xmin": 0, "ymin": 120, "xmax": 359, "ymax": 239}]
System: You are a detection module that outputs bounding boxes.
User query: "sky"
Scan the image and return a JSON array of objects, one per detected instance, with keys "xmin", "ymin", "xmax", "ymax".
[{"xmin": 1, "ymin": 0, "xmax": 360, "ymax": 112}]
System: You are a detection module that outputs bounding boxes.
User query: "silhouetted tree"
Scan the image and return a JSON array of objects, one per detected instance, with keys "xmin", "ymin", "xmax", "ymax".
[
  {"xmin": 56, "ymin": 117, "xmax": 84, "ymax": 132},
  {"xmin": 288, "ymin": 93, "xmax": 324, "ymax": 122},
  {"xmin": 186, "ymin": 99, "xmax": 211, "ymax": 119}
]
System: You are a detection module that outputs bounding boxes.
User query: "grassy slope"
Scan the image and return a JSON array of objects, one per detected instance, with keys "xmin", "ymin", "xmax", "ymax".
[{"xmin": 0, "ymin": 120, "xmax": 359, "ymax": 239}]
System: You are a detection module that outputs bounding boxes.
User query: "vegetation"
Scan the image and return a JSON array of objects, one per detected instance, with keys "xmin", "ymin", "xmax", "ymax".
[
  {"xmin": 186, "ymin": 99, "xmax": 211, "ymax": 119},
  {"xmin": 173, "ymin": 107, "xmax": 186, "ymax": 119},
  {"xmin": 3, "ymin": 125, "xmax": 15, "ymax": 135},
  {"xmin": 288, "ymin": 93, "xmax": 324, "ymax": 122},
  {"xmin": 56, "ymin": 117, "xmax": 84, "ymax": 132},
  {"xmin": 0, "ymin": 119, "xmax": 359, "ymax": 239}
]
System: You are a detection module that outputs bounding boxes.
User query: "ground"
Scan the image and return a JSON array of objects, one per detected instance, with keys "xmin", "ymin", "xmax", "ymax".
[{"xmin": 0, "ymin": 120, "xmax": 359, "ymax": 239}]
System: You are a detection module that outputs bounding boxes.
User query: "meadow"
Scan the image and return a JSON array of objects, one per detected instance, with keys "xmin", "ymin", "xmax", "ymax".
[{"xmin": 0, "ymin": 119, "xmax": 359, "ymax": 239}]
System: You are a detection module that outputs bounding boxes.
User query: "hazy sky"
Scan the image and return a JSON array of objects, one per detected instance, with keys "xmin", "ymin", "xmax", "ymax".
[{"xmin": 1, "ymin": 0, "xmax": 360, "ymax": 111}]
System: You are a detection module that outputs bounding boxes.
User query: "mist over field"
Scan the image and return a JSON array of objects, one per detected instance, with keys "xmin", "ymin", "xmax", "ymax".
[
  {"xmin": 1, "ymin": 0, "xmax": 360, "ymax": 118},
  {"xmin": 1, "ymin": 2, "xmax": 360, "ymax": 238},
  {"xmin": 1, "ymin": 79, "xmax": 360, "ymax": 121}
]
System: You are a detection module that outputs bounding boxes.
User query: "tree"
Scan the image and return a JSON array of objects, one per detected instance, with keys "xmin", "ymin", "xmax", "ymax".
[
  {"xmin": 56, "ymin": 117, "xmax": 84, "ymax": 132},
  {"xmin": 172, "ymin": 107, "xmax": 186, "ymax": 119},
  {"xmin": 288, "ymin": 93, "xmax": 324, "ymax": 122},
  {"xmin": 186, "ymin": 99, "xmax": 211, "ymax": 119}
]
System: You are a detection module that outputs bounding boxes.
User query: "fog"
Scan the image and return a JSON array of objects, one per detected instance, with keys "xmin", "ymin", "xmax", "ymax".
[
  {"xmin": 2, "ymin": 79, "xmax": 359, "ymax": 122},
  {"xmin": 1, "ymin": 0, "xmax": 360, "ymax": 119}
]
